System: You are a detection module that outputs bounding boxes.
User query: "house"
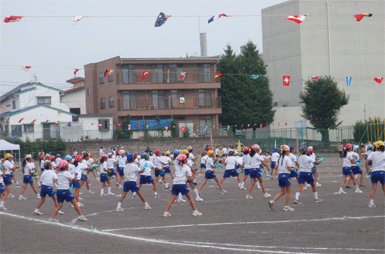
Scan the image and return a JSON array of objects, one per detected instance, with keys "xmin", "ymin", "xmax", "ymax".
[{"xmin": 61, "ymin": 77, "xmax": 86, "ymax": 121}]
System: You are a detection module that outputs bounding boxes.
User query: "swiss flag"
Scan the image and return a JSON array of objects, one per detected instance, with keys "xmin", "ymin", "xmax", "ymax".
[
  {"xmin": 283, "ymin": 76, "xmax": 290, "ymax": 86},
  {"xmin": 374, "ymin": 77, "xmax": 384, "ymax": 84},
  {"xmin": 311, "ymin": 76, "xmax": 321, "ymax": 80},
  {"xmin": 181, "ymin": 126, "xmax": 186, "ymax": 132},
  {"xmin": 141, "ymin": 71, "xmax": 150, "ymax": 81}
]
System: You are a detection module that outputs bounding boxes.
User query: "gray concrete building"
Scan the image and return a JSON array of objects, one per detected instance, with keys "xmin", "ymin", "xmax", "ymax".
[{"xmin": 262, "ymin": 0, "xmax": 385, "ymax": 126}]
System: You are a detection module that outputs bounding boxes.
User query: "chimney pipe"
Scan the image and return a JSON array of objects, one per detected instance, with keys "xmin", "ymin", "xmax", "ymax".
[{"xmin": 200, "ymin": 32, "xmax": 207, "ymax": 57}]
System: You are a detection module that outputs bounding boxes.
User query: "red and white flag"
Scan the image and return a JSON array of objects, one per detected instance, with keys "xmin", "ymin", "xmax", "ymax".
[
  {"xmin": 128, "ymin": 124, "xmax": 131, "ymax": 130},
  {"xmin": 285, "ymin": 15, "xmax": 307, "ymax": 24},
  {"xmin": 311, "ymin": 76, "xmax": 321, "ymax": 80},
  {"xmin": 54, "ymin": 122, "xmax": 59, "ymax": 126},
  {"xmin": 18, "ymin": 118, "xmax": 24, "ymax": 123},
  {"xmin": 354, "ymin": 13, "xmax": 372, "ymax": 22},
  {"xmin": 141, "ymin": 71, "xmax": 150, "ymax": 81},
  {"xmin": 181, "ymin": 126, "xmax": 186, "ymax": 132},
  {"xmin": 259, "ymin": 124, "xmax": 263, "ymax": 128},
  {"xmin": 285, "ymin": 122, "xmax": 288, "ymax": 126},
  {"xmin": 180, "ymin": 72, "xmax": 188, "ymax": 81},
  {"xmin": 4, "ymin": 16, "xmax": 23, "ymax": 23},
  {"xmin": 30, "ymin": 119, "xmax": 37, "ymax": 125},
  {"xmin": 22, "ymin": 66, "xmax": 31, "ymax": 72},
  {"xmin": 374, "ymin": 77, "xmax": 384, "ymax": 84},
  {"xmin": 165, "ymin": 126, "xmax": 168, "ymax": 131},
  {"xmin": 98, "ymin": 124, "xmax": 102, "ymax": 128},
  {"xmin": 283, "ymin": 76, "xmax": 290, "ymax": 86},
  {"xmin": 73, "ymin": 16, "xmax": 84, "ymax": 25}
]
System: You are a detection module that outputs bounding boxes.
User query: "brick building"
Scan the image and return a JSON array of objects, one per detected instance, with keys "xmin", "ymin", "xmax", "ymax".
[{"xmin": 84, "ymin": 56, "xmax": 222, "ymax": 135}]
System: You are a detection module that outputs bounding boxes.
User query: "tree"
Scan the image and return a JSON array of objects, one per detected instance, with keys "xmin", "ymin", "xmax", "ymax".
[
  {"xmin": 299, "ymin": 76, "xmax": 349, "ymax": 146},
  {"xmin": 217, "ymin": 42, "xmax": 275, "ymax": 130},
  {"xmin": 353, "ymin": 120, "xmax": 367, "ymax": 144}
]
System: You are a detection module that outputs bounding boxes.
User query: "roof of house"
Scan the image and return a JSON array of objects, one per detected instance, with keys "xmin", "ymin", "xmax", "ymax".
[
  {"xmin": 78, "ymin": 114, "xmax": 113, "ymax": 118},
  {"xmin": 0, "ymin": 104, "xmax": 77, "ymax": 118},
  {"xmin": 63, "ymin": 86, "xmax": 85, "ymax": 95},
  {"xmin": 0, "ymin": 82, "xmax": 63, "ymax": 103},
  {"xmin": 120, "ymin": 56, "xmax": 221, "ymax": 62},
  {"xmin": 66, "ymin": 77, "xmax": 85, "ymax": 84}
]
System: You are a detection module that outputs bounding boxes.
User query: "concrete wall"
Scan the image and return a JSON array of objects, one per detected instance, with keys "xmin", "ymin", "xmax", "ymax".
[
  {"xmin": 61, "ymin": 89, "xmax": 86, "ymax": 114},
  {"xmin": 16, "ymin": 86, "xmax": 68, "ymax": 112}
]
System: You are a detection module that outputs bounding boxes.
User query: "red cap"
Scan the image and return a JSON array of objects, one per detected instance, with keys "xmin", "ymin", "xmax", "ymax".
[
  {"xmin": 207, "ymin": 147, "xmax": 212, "ymax": 151},
  {"xmin": 243, "ymin": 146, "xmax": 250, "ymax": 152},
  {"xmin": 201, "ymin": 152, "xmax": 206, "ymax": 156},
  {"xmin": 155, "ymin": 150, "xmax": 161, "ymax": 155}
]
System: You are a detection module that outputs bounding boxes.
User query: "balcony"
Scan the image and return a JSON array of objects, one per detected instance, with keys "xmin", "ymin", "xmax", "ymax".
[{"xmin": 117, "ymin": 82, "xmax": 221, "ymax": 91}]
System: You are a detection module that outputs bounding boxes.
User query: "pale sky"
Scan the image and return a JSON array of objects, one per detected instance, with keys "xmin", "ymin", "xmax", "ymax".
[{"xmin": 0, "ymin": 0, "xmax": 285, "ymax": 95}]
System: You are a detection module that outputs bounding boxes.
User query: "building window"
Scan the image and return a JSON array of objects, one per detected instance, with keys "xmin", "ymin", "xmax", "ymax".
[
  {"xmin": 98, "ymin": 119, "xmax": 110, "ymax": 131},
  {"xmin": 12, "ymin": 101, "xmax": 16, "ymax": 109},
  {"xmin": 198, "ymin": 90, "xmax": 212, "ymax": 107},
  {"xmin": 70, "ymin": 108, "xmax": 80, "ymax": 122},
  {"xmin": 37, "ymin": 97, "xmax": 51, "ymax": 105},
  {"xmin": 200, "ymin": 116, "xmax": 213, "ymax": 135},
  {"xmin": 108, "ymin": 73, "xmax": 114, "ymax": 82},
  {"xmin": 99, "ymin": 73, "xmax": 105, "ymax": 84},
  {"xmin": 151, "ymin": 65, "xmax": 164, "ymax": 83},
  {"xmin": 87, "ymin": 87, "xmax": 91, "ymax": 96},
  {"xmin": 168, "ymin": 64, "xmax": 183, "ymax": 83},
  {"xmin": 24, "ymin": 124, "xmax": 34, "ymax": 133},
  {"xmin": 151, "ymin": 90, "xmax": 168, "ymax": 109},
  {"xmin": 109, "ymin": 96, "xmax": 114, "ymax": 108},
  {"xmin": 198, "ymin": 64, "xmax": 211, "ymax": 83},
  {"xmin": 11, "ymin": 125, "xmax": 22, "ymax": 137},
  {"xmin": 122, "ymin": 65, "xmax": 136, "ymax": 84},
  {"xmin": 171, "ymin": 90, "xmax": 184, "ymax": 108},
  {"xmin": 122, "ymin": 91, "xmax": 137, "ymax": 109},
  {"xmin": 100, "ymin": 97, "xmax": 106, "ymax": 109}
]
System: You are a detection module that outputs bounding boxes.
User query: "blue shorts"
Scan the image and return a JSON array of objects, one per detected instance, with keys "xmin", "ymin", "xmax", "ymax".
[
  {"xmin": 249, "ymin": 168, "xmax": 262, "ymax": 179},
  {"xmin": 163, "ymin": 167, "xmax": 171, "ymax": 173},
  {"xmin": 56, "ymin": 189, "xmax": 74, "ymax": 203},
  {"xmin": 10, "ymin": 172, "xmax": 14, "ymax": 177},
  {"xmin": 235, "ymin": 164, "xmax": 239, "ymax": 170},
  {"xmin": 0, "ymin": 183, "xmax": 5, "ymax": 193},
  {"xmin": 278, "ymin": 173, "xmax": 291, "ymax": 187},
  {"xmin": 271, "ymin": 161, "xmax": 276, "ymax": 169},
  {"xmin": 100, "ymin": 173, "xmax": 109, "ymax": 182},
  {"xmin": 244, "ymin": 168, "xmax": 250, "ymax": 175},
  {"xmin": 342, "ymin": 167, "xmax": 353, "ymax": 176},
  {"xmin": 40, "ymin": 185, "xmax": 55, "ymax": 198},
  {"xmin": 223, "ymin": 169, "xmax": 239, "ymax": 178},
  {"xmin": 351, "ymin": 166, "xmax": 363, "ymax": 175},
  {"xmin": 216, "ymin": 155, "xmax": 219, "ymax": 158},
  {"xmin": 72, "ymin": 180, "xmax": 81, "ymax": 188},
  {"xmin": 368, "ymin": 160, "xmax": 372, "ymax": 166},
  {"xmin": 200, "ymin": 163, "xmax": 206, "ymax": 169},
  {"xmin": 41, "ymin": 168, "xmax": 45, "ymax": 172},
  {"xmin": 154, "ymin": 169, "xmax": 165, "ymax": 177},
  {"xmin": 123, "ymin": 181, "xmax": 140, "ymax": 193},
  {"xmin": 171, "ymin": 184, "xmax": 190, "ymax": 196},
  {"xmin": 4, "ymin": 175, "xmax": 12, "ymax": 185},
  {"xmin": 371, "ymin": 171, "xmax": 385, "ymax": 184},
  {"xmin": 109, "ymin": 168, "xmax": 116, "ymax": 176},
  {"xmin": 312, "ymin": 166, "xmax": 317, "ymax": 174},
  {"xmin": 117, "ymin": 167, "xmax": 124, "ymax": 176},
  {"xmin": 140, "ymin": 175, "xmax": 154, "ymax": 184},
  {"xmin": 298, "ymin": 172, "xmax": 314, "ymax": 184},
  {"xmin": 81, "ymin": 174, "xmax": 88, "ymax": 181},
  {"xmin": 23, "ymin": 175, "xmax": 33, "ymax": 184},
  {"xmin": 205, "ymin": 171, "xmax": 216, "ymax": 179},
  {"xmin": 290, "ymin": 170, "xmax": 298, "ymax": 178}
]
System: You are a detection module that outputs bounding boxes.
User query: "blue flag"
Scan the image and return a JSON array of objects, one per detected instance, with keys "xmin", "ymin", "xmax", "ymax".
[
  {"xmin": 155, "ymin": 12, "xmax": 170, "ymax": 27},
  {"xmin": 67, "ymin": 122, "xmax": 71, "ymax": 127},
  {"xmin": 250, "ymin": 74, "xmax": 261, "ymax": 80},
  {"xmin": 346, "ymin": 77, "xmax": 352, "ymax": 87}
]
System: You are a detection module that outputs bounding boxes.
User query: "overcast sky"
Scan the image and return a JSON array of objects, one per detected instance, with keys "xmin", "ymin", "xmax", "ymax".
[{"xmin": 0, "ymin": 0, "xmax": 285, "ymax": 94}]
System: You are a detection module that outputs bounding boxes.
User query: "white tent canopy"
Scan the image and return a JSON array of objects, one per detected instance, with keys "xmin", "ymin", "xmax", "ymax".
[{"xmin": 0, "ymin": 139, "xmax": 20, "ymax": 151}]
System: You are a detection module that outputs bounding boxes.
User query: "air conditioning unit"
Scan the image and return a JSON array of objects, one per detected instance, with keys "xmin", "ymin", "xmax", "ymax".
[
  {"xmin": 180, "ymin": 97, "xmax": 185, "ymax": 104},
  {"xmin": 149, "ymin": 105, "xmax": 155, "ymax": 109}
]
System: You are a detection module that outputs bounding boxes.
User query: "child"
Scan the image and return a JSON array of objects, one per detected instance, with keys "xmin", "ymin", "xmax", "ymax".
[
  {"xmin": 270, "ymin": 148, "xmax": 279, "ymax": 179},
  {"xmin": 73, "ymin": 155, "xmax": 84, "ymax": 206},
  {"xmin": 49, "ymin": 160, "xmax": 87, "ymax": 222},
  {"xmin": 9, "ymin": 156, "xmax": 22, "ymax": 187},
  {"xmin": 268, "ymin": 145, "xmax": 296, "ymax": 212},
  {"xmin": 336, "ymin": 143, "xmax": 362, "ymax": 194},
  {"xmin": 346, "ymin": 145, "xmax": 365, "ymax": 188},
  {"xmin": 181, "ymin": 150, "xmax": 203, "ymax": 202},
  {"xmin": 79, "ymin": 153, "xmax": 95, "ymax": 194},
  {"xmin": 116, "ymin": 153, "xmax": 151, "ymax": 212},
  {"xmin": 197, "ymin": 150, "xmax": 226, "ymax": 195},
  {"xmin": 99, "ymin": 154, "xmax": 114, "ymax": 196},
  {"xmin": 219, "ymin": 151, "xmax": 242, "ymax": 188},
  {"xmin": 200, "ymin": 152, "xmax": 207, "ymax": 176},
  {"xmin": 3, "ymin": 153, "xmax": 17, "ymax": 198},
  {"xmin": 19, "ymin": 155, "xmax": 40, "ymax": 200},
  {"xmin": 293, "ymin": 146, "xmax": 323, "ymax": 204},
  {"xmin": 116, "ymin": 150, "xmax": 126, "ymax": 188},
  {"xmin": 240, "ymin": 147, "xmax": 251, "ymax": 190},
  {"xmin": 187, "ymin": 146, "xmax": 198, "ymax": 180},
  {"xmin": 307, "ymin": 146, "xmax": 321, "ymax": 187},
  {"xmin": 163, "ymin": 154, "xmax": 202, "ymax": 217},
  {"xmin": 135, "ymin": 153, "xmax": 162, "ymax": 198},
  {"xmin": 162, "ymin": 151, "xmax": 174, "ymax": 180},
  {"xmin": 107, "ymin": 153, "xmax": 118, "ymax": 184},
  {"xmin": 154, "ymin": 150, "xmax": 168, "ymax": 188},
  {"xmin": 0, "ymin": 160, "xmax": 8, "ymax": 210},
  {"xmin": 222, "ymin": 145, "xmax": 228, "ymax": 158},
  {"xmin": 365, "ymin": 141, "xmax": 385, "ymax": 208},
  {"xmin": 34, "ymin": 161, "xmax": 64, "ymax": 215},
  {"xmin": 288, "ymin": 146, "xmax": 299, "ymax": 184}
]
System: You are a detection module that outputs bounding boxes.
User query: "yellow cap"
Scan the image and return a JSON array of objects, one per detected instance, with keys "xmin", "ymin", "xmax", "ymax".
[
  {"xmin": 374, "ymin": 140, "xmax": 384, "ymax": 148},
  {"xmin": 181, "ymin": 149, "xmax": 189, "ymax": 155},
  {"xmin": 207, "ymin": 150, "xmax": 214, "ymax": 156},
  {"xmin": 5, "ymin": 153, "xmax": 12, "ymax": 159},
  {"xmin": 165, "ymin": 151, "xmax": 171, "ymax": 156}
]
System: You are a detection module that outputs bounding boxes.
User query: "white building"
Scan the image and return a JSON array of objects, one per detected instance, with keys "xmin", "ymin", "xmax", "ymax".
[
  {"xmin": 0, "ymin": 80, "xmax": 75, "ymax": 141},
  {"xmin": 61, "ymin": 77, "xmax": 86, "ymax": 121}
]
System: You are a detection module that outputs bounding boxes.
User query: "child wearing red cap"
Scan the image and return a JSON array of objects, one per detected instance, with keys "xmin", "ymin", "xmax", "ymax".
[{"xmin": 336, "ymin": 143, "xmax": 362, "ymax": 194}]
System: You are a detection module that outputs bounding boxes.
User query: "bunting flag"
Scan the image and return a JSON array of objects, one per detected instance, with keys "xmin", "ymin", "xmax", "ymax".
[
  {"xmin": 283, "ymin": 75, "xmax": 290, "ymax": 86},
  {"xmin": 204, "ymin": 126, "xmax": 208, "ymax": 132},
  {"xmin": 104, "ymin": 69, "xmax": 113, "ymax": 77},
  {"xmin": 346, "ymin": 77, "xmax": 352, "ymax": 87},
  {"xmin": 374, "ymin": 77, "xmax": 383, "ymax": 84},
  {"xmin": 67, "ymin": 122, "xmax": 72, "ymax": 127},
  {"xmin": 354, "ymin": 13, "xmax": 372, "ymax": 22},
  {"xmin": 18, "ymin": 118, "xmax": 24, "ymax": 123},
  {"xmin": 285, "ymin": 15, "xmax": 307, "ymax": 24},
  {"xmin": 240, "ymin": 125, "xmax": 244, "ymax": 130},
  {"xmin": 91, "ymin": 123, "xmax": 94, "ymax": 126},
  {"xmin": 165, "ymin": 126, "xmax": 168, "ymax": 131},
  {"xmin": 3, "ymin": 117, "xmax": 9, "ymax": 123},
  {"xmin": 142, "ymin": 71, "xmax": 150, "ymax": 81},
  {"xmin": 22, "ymin": 66, "xmax": 31, "ymax": 72},
  {"xmin": 154, "ymin": 12, "xmax": 171, "ymax": 27},
  {"xmin": 117, "ymin": 124, "xmax": 121, "ymax": 127},
  {"xmin": 74, "ymin": 68, "xmax": 79, "ymax": 75},
  {"xmin": 98, "ymin": 124, "xmax": 102, "ymax": 128},
  {"xmin": 259, "ymin": 124, "xmax": 263, "ymax": 128},
  {"xmin": 247, "ymin": 124, "xmax": 250, "ymax": 128},
  {"xmin": 54, "ymin": 122, "xmax": 59, "ymax": 126},
  {"xmin": 311, "ymin": 76, "xmax": 321, "ymax": 80},
  {"xmin": 285, "ymin": 122, "xmax": 288, "ymax": 126},
  {"xmin": 73, "ymin": 16, "xmax": 84, "ymax": 25},
  {"xmin": 181, "ymin": 126, "xmax": 186, "ymax": 132},
  {"xmin": 180, "ymin": 72, "xmax": 188, "ymax": 80},
  {"xmin": 227, "ymin": 125, "xmax": 230, "ymax": 131},
  {"xmin": 215, "ymin": 73, "xmax": 224, "ymax": 78},
  {"xmin": 208, "ymin": 14, "xmax": 231, "ymax": 24},
  {"xmin": 4, "ymin": 16, "xmax": 23, "ymax": 23},
  {"xmin": 250, "ymin": 74, "xmax": 261, "ymax": 80},
  {"xmin": 220, "ymin": 125, "xmax": 222, "ymax": 128},
  {"xmin": 128, "ymin": 124, "xmax": 131, "ymax": 130},
  {"xmin": 278, "ymin": 123, "xmax": 280, "ymax": 127},
  {"xmin": 137, "ymin": 124, "xmax": 140, "ymax": 129},
  {"xmin": 30, "ymin": 119, "xmax": 37, "ymax": 125}
]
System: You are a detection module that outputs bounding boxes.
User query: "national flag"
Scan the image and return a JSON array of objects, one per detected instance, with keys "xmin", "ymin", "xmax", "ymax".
[
  {"xmin": 208, "ymin": 14, "xmax": 231, "ymax": 24},
  {"xmin": 154, "ymin": 12, "xmax": 171, "ymax": 27},
  {"xmin": 260, "ymin": 124, "xmax": 263, "ymax": 128},
  {"xmin": 74, "ymin": 68, "xmax": 79, "ymax": 75},
  {"xmin": 165, "ymin": 126, "xmax": 168, "ymax": 131},
  {"xmin": 247, "ymin": 124, "xmax": 250, "ymax": 128},
  {"xmin": 285, "ymin": 122, "xmax": 288, "ymax": 126},
  {"xmin": 213, "ymin": 125, "xmax": 215, "ymax": 130},
  {"xmin": 91, "ymin": 123, "xmax": 94, "ymax": 126},
  {"xmin": 285, "ymin": 15, "xmax": 307, "ymax": 24},
  {"xmin": 104, "ymin": 69, "xmax": 113, "ymax": 77},
  {"xmin": 22, "ymin": 66, "xmax": 31, "ymax": 72},
  {"xmin": 354, "ymin": 13, "xmax": 372, "ymax": 22},
  {"xmin": 181, "ymin": 126, "xmax": 186, "ymax": 132},
  {"xmin": 54, "ymin": 122, "xmax": 59, "ymax": 126},
  {"xmin": 180, "ymin": 72, "xmax": 188, "ymax": 80},
  {"xmin": 18, "ymin": 118, "xmax": 24, "ymax": 123},
  {"xmin": 128, "ymin": 124, "xmax": 131, "ymax": 130},
  {"xmin": 4, "ymin": 16, "xmax": 23, "ymax": 23},
  {"xmin": 67, "ymin": 122, "xmax": 71, "ymax": 127},
  {"xmin": 346, "ymin": 77, "xmax": 352, "ymax": 87},
  {"xmin": 374, "ymin": 77, "xmax": 384, "ymax": 84},
  {"xmin": 117, "ymin": 124, "xmax": 121, "ymax": 127},
  {"xmin": 250, "ymin": 74, "xmax": 261, "ymax": 80},
  {"xmin": 311, "ymin": 76, "xmax": 321, "ymax": 80},
  {"xmin": 3, "ymin": 117, "xmax": 9, "ymax": 122},
  {"xmin": 73, "ymin": 16, "xmax": 84, "ymax": 25},
  {"xmin": 98, "ymin": 124, "xmax": 102, "ymax": 128},
  {"xmin": 283, "ymin": 76, "xmax": 290, "ymax": 86},
  {"xmin": 215, "ymin": 73, "xmax": 224, "ymax": 78},
  {"xmin": 220, "ymin": 125, "xmax": 222, "ymax": 128},
  {"xmin": 204, "ymin": 126, "xmax": 208, "ymax": 132},
  {"xmin": 240, "ymin": 125, "xmax": 244, "ymax": 130},
  {"xmin": 142, "ymin": 71, "xmax": 150, "ymax": 81},
  {"xmin": 30, "ymin": 119, "xmax": 36, "ymax": 125},
  {"xmin": 137, "ymin": 124, "xmax": 140, "ymax": 129}
]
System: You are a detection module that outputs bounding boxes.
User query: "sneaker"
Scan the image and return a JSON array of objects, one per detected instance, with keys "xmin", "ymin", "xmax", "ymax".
[
  {"xmin": 34, "ymin": 210, "xmax": 43, "ymax": 215},
  {"xmin": 8, "ymin": 194, "xmax": 15, "ymax": 198},
  {"xmin": 154, "ymin": 194, "xmax": 158, "ymax": 198},
  {"xmin": 132, "ymin": 194, "xmax": 136, "ymax": 198},
  {"xmin": 49, "ymin": 218, "xmax": 59, "ymax": 223},
  {"xmin": 368, "ymin": 204, "xmax": 376, "ymax": 208},
  {"xmin": 89, "ymin": 191, "xmax": 95, "ymax": 194},
  {"xmin": 303, "ymin": 187, "xmax": 307, "ymax": 190},
  {"xmin": 239, "ymin": 186, "xmax": 247, "ymax": 190},
  {"xmin": 16, "ymin": 183, "xmax": 22, "ymax": 187},
  {"xmin": 100, "ymin": 193, "xmax": 104, "ymax": 197},
  {"xmin": 58, "ymin": 210, "xmax": 65, "ymax": 215},
  {"xmin": 305, "ymin": 183, "xmax": 311, "ymax": 187},
  {"xmin": 192, "ymin": 210, "xmax": 202, "ymax": 216},
  {"xmin": 315, "ymin": 183, "xmax": 322, "ymax": 187},
  {"xmin": 283, "ymin": 206, "xmax": 295, "ymax": 212},
  {"xmin": 359, "ymin": 184, "xmax": 366, "ymax": 187},
  {"xmin": 163, "ymin": 211, "xmax": 171, "ymax": 217},
  {"xmin": 245, "ymin": 195, "xmax": 253, "ymax": 199},
  {"xmin": 355, "ymin": 189, "xmax": 362, "ymax": 193},
  {"xmin": 37, "ymin": 194, "xmax": 41, "ymax": 198},
  {"xmin": 78, "ymin": 215, "xmax": 87, "ymax": 221},
  {"xmin": 116, "ymin": 207, "xmax": 123, "ymax": 212},
  {"xmin": 78, "ymin": 202, "xmax": 84, "ymax": 207},
  {"xmin": 158, "ymin": 179, "xmax": 162, "ymax": 183},
  {"xmin": 118, "ymin": 186, "xmax": 123, "ymax": 189},
  {"xmin": 0, "ymin": 206, "xmax": 7, "ymax": 211},
  {"xmin": 345, "ymin": 186, "xmax": 351, "ymax": 188},
  {"xmin": 264, "ymin": 193, "xmax": 271, "ymax": 198},
  {"xmin": 294, "ymin": 200, "xmax": 302, "ymax": 204},
  {"xmin": 116, "ymin": 184, "xmax": 119, "ymax": 187},
  {"xmin": 257, "ymin": 185, "xmax": 262, "ymax": 190},
  {"xmin": 268, "ymin": 200, "xmax": 274, "ymax": 210},
  {"xmin": 18, "ymin": 196, "xmax": 27, "ymax": 200},
  {"xmin": 177, "ymin": 199, "xmax": 186, "ymax": 203},
  {"xmin": 220, "ymin": 190, "xmax": 227, "ymax": 195},
  {"xmin": 108, "ymin": 192, "xmax": 115, "ymax": 196},
  {"xmin": 238, "ymin": 183, "xmax": 242, "ymax": 188},
  {"xmin": 195, "ymin": 197, "xmax": 204, "ymax": 202},
  {"xmin": 315, "ymin": 199, "xmax": 323, "ymax": 203},
  {"xmin": 79, "ymin": 192, "xmax": 83, "ymax": 195},
  {"xmin": 144, "ymin": 204, "xmax": 151, "ymax": 210},
  {"xmin": 336, "ymin": 190, "xmax": 346, "ymax": 194},
  {"xmin": 79, "ymin": 197, "xmax": 84, "ymax": 200}
]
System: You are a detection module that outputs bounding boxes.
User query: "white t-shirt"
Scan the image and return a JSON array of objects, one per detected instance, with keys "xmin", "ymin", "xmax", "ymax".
[
  {"xmin": 215, "ymin": 148, "xmax": 219, "ymax": 155},
  {"xmin": 0, "ymin": 169, "xmax": 3, "ymax": 184},
  {"xmin": 140, "ymin": 160, "xmax": 155, "ymax": 176},
  {"xmin": 271, "ymin": 152, "xmax": 280, "ymax": 162},
  {"xmin": 99, "ymin": 149, "xmax": 104, "ymax": 156},
  {"xmin": 57, "ymin": 171, "xmax": 73, "ymax": 190},
  {"xmin": 222, "ymin": 147, "xmax": 228, "ymax": 154},
  {"xmin": 298, "ymin": 155, "xmax": 315, "ymax": 173},
  {"xmin": 243, "ymin": 154, "xmax": 251, "ymax": 169},
  {"xmin": 351, "ymin": 151, "xmax": 359, "ymax": 166},
  {"xmin": 225, "ymin": 156, "xmax": 237, "ymax": 170},
  {"xmin": 24, "ymin": 162, "xmax": 35, "ymax": 176},
  {"xmin": 100, "ymin": 161, "xmax": 109, "ymax": 174},
  {"xmin": 277, "ymin": 156, "xmax": 291, "ymax": 174},
  {"xmin": 205, "ymin": 157, "xmax": 214, "ymax": 171},
  {"xmin": 343, "ymin": 152, "xmax": 354, "ymax": 167},
  {"xmin": 56, "ymin": 158, "xmax": 62, "ymax": 165},
  {"xmin": 250, "ymin": 154, "xmax": 264, "ymax": 168},
  {"xmin": 201, "ymin": 155, "xmax": 208, "ymax": 164},
  {"xmin": 236, "ymin": 156, "xmax": 243, "ymax": 166},
  {"xmin": 124, "ymin": 163, "xmax": 140, "ymax": 182},
  {"xmin": 40, "ymin": 170, "xmax": 58, "ymax": 187},
  {"xmin": 173, "ymin": 164, "xmax": 192, "ymax": 184},
  {"xmin": 288, "ymin": 153, "xmax": 297, "ymax": 168},
  {"xmin": 367, "ymin": 151, "xmax": 385, "ymax": 172},
  {"xmin": 3, "ymin": 160, "xmax": 13, "ymax": 175},
  {"xmin": 188, "ymin": 153, "xmax": 194, "ymax": 165},
  {"xmin": 154, "ymin": 156, "xmax": 163, "ymax": 168},
  {"xmin": 68, "ymin": 164, "xmax": 76, "ymax": 178},
  {"xmin": 117, "ymin": 155, "xmax": 126, "ymax": 168},
  {"xmin": 161, "ymin": 156, "xmax": 170, "ymax": 168},
  {"xmin": 107, "ymin": 158, "xmax": 117, "ymax": 169},
  {"xmin": 40, "ymin": 160, "xmax": 45, "ymax": 169},
  {"xmin": 74, "ymin": 163, "xmax": 85, "ymax": 180}
]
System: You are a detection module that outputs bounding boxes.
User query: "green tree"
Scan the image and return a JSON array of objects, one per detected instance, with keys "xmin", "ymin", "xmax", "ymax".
[
  {"xmin": 217, "ymin": 42, "xmax": 275, "ymax": 130},
  {"xmin": 299, "ymin": 76, "xmax": 349, "ymax": 146},
  {"xmin": 353, "ymin": 120, "xmax": 368, "ymax": 144}
]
